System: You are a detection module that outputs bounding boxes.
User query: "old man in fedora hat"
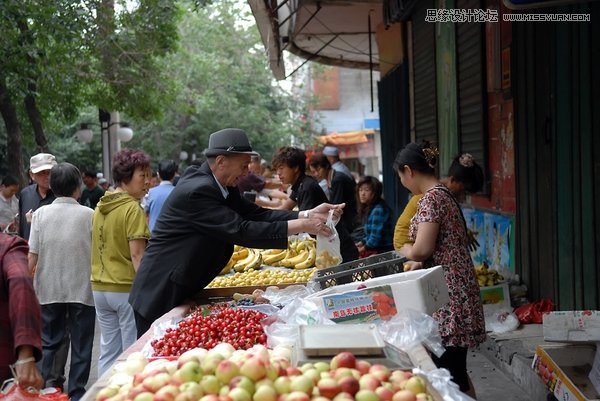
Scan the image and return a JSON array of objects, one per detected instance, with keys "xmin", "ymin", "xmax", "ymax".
[{"xmin": 129, "ymin": 128, "xmax": 345, "ymax": 337}]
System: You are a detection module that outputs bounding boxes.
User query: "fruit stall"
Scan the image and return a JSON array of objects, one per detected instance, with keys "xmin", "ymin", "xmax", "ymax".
[{"xmin": 81, "ymin": 241, "xmax": 477, "ymax": 401}]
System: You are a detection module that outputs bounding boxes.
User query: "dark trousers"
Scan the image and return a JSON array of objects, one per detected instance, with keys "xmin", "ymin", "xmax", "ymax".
[
  {"xmin": 46, "ymin": 331, "xmax": 69, "ymax": 389},
  {"xmin": 41, "ymin": 303, "xmax": 96, "ymax": 401},
  {"xmin": 134, "ymin": 310, "xmax": 153, "ymax": 339}
]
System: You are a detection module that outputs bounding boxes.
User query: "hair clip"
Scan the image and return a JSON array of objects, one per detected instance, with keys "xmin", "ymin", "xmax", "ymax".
[
  {"xmin": 422, "ymin": 147, "xmax": 439, "ymax": 168},
  {"xmin": 459, "ymin": 153, "xmax": 474, "ymax": 167}
]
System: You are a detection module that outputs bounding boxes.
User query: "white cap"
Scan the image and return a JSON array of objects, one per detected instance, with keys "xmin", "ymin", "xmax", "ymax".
[{"xmin": 323, "ymin": 146, "xmax": 339, "ymax": 156}]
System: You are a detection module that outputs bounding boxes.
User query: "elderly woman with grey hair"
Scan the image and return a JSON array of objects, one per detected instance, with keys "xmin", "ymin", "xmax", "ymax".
[{"xmin": 28, "ymin": 162, "xmax": 95, "ymax": 401}]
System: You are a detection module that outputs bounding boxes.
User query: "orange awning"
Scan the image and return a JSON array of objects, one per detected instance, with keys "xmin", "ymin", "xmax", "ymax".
[{"xmin": 318, "ymin": 129, "xmax": 375, "ymax": 145}]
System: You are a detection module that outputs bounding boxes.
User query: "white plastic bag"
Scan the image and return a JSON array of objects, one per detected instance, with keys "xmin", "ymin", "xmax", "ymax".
[
  {"xmin": 315, "ymin": 209, "xmax": 342, "ymax": 268},
  {"xmin": 485, "ymin": 307, "xmax": 520, "ymax": 334}
]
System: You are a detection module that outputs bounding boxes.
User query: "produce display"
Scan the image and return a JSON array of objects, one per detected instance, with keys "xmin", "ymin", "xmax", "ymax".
[
  {"xmin": 98, "ymin": 347, "xmax": 437, "ymax": 401},
  {"xmin": 151, "ymin": 307, "xmax": 267, "ymax": 357},
  {"xmin": 474, "ymin": 262, "xmax": 504, "ymax": 287},
  {"xmin": 207, "ymin": 268, "xmax": 316, "ymax": 288},
  {"xmin": 219, "ymin": 239, "xmax": 318, "ymax": 276}
]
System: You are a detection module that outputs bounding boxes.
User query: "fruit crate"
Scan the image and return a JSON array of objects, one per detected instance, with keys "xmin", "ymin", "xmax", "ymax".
[{"xmin": 311, "ymin": 251, "xmax": 407, "ymax": 289}]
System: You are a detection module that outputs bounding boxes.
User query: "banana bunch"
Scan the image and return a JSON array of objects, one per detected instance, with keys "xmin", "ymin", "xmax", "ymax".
[
  {"xmin": 279, "ymin": 240, "xmax": 316, "ymax": 269},
  {"xmin": 219, "ymin": 246, "xmax": 262, "ymax": 275},
  {"xmin": 475, "ymin": 262, "xmax": 504, "ymax": 287}
]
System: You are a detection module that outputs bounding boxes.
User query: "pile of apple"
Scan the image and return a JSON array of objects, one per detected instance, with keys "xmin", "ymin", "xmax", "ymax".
[{"xmin": 96, "ymin": 345, "xmax": 435, "ymax": 401}]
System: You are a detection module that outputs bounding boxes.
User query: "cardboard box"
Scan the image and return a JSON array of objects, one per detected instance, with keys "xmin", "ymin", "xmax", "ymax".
[
  {"xmin": 479, "ymin": 281, "xmax": 510, "ymax": 308},
  {"xmin": 533, "ymin": 344, "xmax": 600, "ymax": 401},
  {"xmin": 306, "ymin": 266, "xmax": 449, "ymax": 323},
  {"xmin": 543, "ymin": 311, "xmax": 600, "ymax": 342}
]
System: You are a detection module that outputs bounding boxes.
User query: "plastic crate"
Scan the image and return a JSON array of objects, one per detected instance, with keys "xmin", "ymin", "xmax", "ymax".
[{"xmin": 311, "ymin": 251, "xmax": 407, "ymax": 289}]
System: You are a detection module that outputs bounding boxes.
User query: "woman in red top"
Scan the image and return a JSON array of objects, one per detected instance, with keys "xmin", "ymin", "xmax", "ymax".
[
  {"xmin": 394, "ymin": 142, "xmax": 485, "ymax": 398},
  {"xmin": 0, "ymin": 233, "xmax": 43, "ymax": 388}
]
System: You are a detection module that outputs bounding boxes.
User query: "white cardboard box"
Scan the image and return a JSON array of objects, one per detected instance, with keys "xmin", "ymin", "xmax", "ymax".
[
  {"xmin": 306, "ymin": 266, "xmax": 449, "ymax": 323},
  {"xmin": 533, "ymin": 344, "xmax": 600, "ymax": 401},
  {"xmin": 543, "ymin": 311, "xmax": 600, "ymax": 342}
]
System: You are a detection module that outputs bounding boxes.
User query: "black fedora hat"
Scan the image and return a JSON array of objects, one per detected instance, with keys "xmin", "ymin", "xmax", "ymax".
[{"xmin": 203, "ymin": 128, "xmax": 259, "ymax": 158}]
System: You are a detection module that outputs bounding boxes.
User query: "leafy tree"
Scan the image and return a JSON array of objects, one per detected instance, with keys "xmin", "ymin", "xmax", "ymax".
[
  {"xmin": 0, "ymin": 0, "xmax": 180, "ymax": 183},
  {"xmin": 128, "ymin": 0, "xmax": 315, "ymax": 167}
]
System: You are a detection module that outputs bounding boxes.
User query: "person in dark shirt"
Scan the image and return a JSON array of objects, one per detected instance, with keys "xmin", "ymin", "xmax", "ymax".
[
  {"xmin": 272, "ymin": 147, "xmax": 358, "ymax": 263},
  {"xmin": 308, "ymin": 153, "xmax": 358, "ymax": 235},
  {"xmin": 18, "ymin": 153, "xmax": 57, "ymax": 240},
  {"xmin": 79, "ymin": 171, "xmax": 105, "ymax": 209}
]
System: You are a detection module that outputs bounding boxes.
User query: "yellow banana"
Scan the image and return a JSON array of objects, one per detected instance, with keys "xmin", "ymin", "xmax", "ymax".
[
  {"xmin": 281, "ymin": 250, "xmax": 309, "ymax": 268},
  {"xmin": 263, "ymin": 249, "xmax": 287, "ymax": 265},
  {"xmin": 294, "ymin": 248, "xmax": 316, "ymax": 269},
  {"xmin": 243, "ymin": 252, "xmax": 262, "ymax": 271},
  {"xmin": 231, "ymin": 247, "xmax": 249, "ymax": 261},
  {"xmin": 219, "ymin": 257, "xmax": 236, "ymax": 275},
  {"xmin": 233, "ymin": 249, "xmax": 256, "ymax": 272}
]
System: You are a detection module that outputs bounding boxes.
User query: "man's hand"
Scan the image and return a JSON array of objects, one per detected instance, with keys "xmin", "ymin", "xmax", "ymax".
[
  {"xmin": 309, "ymin": 203, "xmax": 345, "ymax": 223},
  {"xmin": 467, "ymin": 229, "xmax": 480, "ymax": 252}
]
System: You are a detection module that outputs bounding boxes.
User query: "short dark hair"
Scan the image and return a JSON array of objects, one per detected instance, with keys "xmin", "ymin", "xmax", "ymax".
[
  {"xmin": 308, "ymin": 153, "xmax": 331, "ymax": 170},
  {"xmin": 83, "ymin": 170, "xmax": 97, "ymax": 179},
  {"xmin": 447, "ymin": 154, "xmax": 484, "ymax": 193},
  {"xmin": 1, "ymin": 174, "xmax": 19, "ymax": 187},
  {"xmin": 50, "ymin": 163, "xmax": 82, "ymax": 197},
  {"xmin": 158, "ymin": 160, "xmax": 178, "ymax": 180},
  {"xmin": 112, "ymin": 149, "xmax": 151, "ymax": 186},
  {"xmin": 393, "ymin": 141, "xmax": 438, "ymax": 175},
  {"xmin": 272, "ymin": 147, "xmax": 306, "ymax": 174}
]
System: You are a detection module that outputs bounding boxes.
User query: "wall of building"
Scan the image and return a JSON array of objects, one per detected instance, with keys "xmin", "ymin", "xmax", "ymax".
[{"xmin": 313, "ymin": 67, "xmax": 380, "ymax": 134}]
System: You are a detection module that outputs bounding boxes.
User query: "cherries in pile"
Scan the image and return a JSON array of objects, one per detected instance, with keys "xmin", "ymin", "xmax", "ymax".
[{"xmin": 151, "ymin": 306, "xmax": 268, "ymax": 357}]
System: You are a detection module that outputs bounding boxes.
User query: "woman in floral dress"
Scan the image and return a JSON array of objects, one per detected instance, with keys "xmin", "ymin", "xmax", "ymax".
[{"xmin": 394, "ymin": 142, "xmax": 485, "ymax": 397}]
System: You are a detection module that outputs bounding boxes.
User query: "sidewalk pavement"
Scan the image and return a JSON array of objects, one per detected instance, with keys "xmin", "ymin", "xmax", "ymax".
[{"xmin": 476, "ymin": 324, "xmax": 552, "ymax": 401}]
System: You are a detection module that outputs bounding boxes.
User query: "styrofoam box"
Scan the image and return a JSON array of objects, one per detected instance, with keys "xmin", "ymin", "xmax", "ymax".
[
  {"xmin": 479, "ymin": 281, "xmax": 510, "ymax": 308},
  {"xmin": 305, "ymin": 266, "xmax": 449, "ymax": 324},
  {"xmin": 543, "ymin": 311, "xmax": 600, "ymax": 342},
  {"xmin": 533, "ymin": 344, "xmax": 600, "ymax": 401}
]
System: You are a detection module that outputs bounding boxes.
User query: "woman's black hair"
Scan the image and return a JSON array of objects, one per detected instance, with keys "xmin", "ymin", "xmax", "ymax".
[
  {"xmin": 393, "ymin": 141, "xmax": 438, "ymax": 175},
  {"xmin": 356, "ymin": 176, "xmax": 386, "ymax": 223},
  {"xmin": 447, "ymin": 153, "xmax": 484, "ymax": 193},
  {"xmin": 50, "ymin": 163, "xmax": 82, "ymax": 197}
]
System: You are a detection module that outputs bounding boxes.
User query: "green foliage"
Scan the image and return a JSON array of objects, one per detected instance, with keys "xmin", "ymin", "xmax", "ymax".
[{"xmin": 129, "ymin": 0, "xmax": 314, "ymax": 166}]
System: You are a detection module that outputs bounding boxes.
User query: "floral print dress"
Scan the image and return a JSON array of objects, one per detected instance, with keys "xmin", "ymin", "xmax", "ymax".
[{"xmin": 409, "ymin": 185, "xmax": 486, "ymax": 348}]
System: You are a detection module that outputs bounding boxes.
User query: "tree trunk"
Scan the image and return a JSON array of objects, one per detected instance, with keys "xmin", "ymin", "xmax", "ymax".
[
  {"xmin": 17, "ymin": 18, "xmax": 49, "ymax": 153},
  {"xmin": 24, "ymin": 90, "xmax": 49, "ymax": 152},
  {"xmin": 0, "ymin": 79, "xmax": 27, "ymax": 187}
]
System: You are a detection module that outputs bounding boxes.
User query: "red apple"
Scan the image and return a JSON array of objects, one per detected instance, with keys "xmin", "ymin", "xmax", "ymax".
[
  {"xmin": 375, "ymin": 387, "xmax": 393, "ymax": 401},
  {"xmin": 229, "ymin": 376, "xmax": 255, "ymax": 396},
  {"xmin": 289, "ymin": 375, "xmax": 313, "ymax": 395},
  {"xmin": 391, "ymin": 390, "xmax": 416, "ymax": 401},
  {"xmin": 369, "ymin": 365, "xmax": 391, "ymax": 383},
  {"xmin": 252, "ymin": 385, "xmax": 277, "ymax": 401},
  {"xmin": 240, "ymin": 356, "xmax": 267, "ymax": 382},
  {"xmin": 332, "ymin": 392, "xmax": 355, "ymax": 401},
  {"xmin": 142, "ymin": 372, "xmax": 171, "ymax": 393},
  {"xmin": 355, "ymin": 361, "xmax": 371, "ymax": 376},
  {"xmin": 285, "ymin": 392, "xmax": 310, "ymax": 401},
  {"xmin": 358, "ymin": 374, "xmax": 380, "ymax": 391},
  {"xmin": 228, "ymin": 388, "xmax": 251, "ymax": 401},
  {"xmin": 216, "ymin": 360, "xmax": 240, "ymax": 384},
  {"xmin": 338, "ymin": 376, "xmax": 360, "ymax": 396},
  {"xmin": 355, "ymin": 389, "xmax": 379, "ymax": 401},
  {"xmin": 96, "ymin": 385, "xmax": 120, "ymax": 401},
  {"xmin": 155, "ymin": 385, "xmax": 180, "ymax": 401},
  {"xmin": 317, "ymin": 377, "xmax": 342, "ymax": 399},
  {"xmin": 330, "ymin": 352, "xmax": 356, "ymax": 370},
  {"xmin": 285, "ymin": 367, "xmax": 302, "ymax": 377}
]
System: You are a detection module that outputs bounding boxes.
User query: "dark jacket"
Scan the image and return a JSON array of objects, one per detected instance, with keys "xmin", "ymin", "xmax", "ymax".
[
  {"xmin": 18, "ymin": 184, "xmax": 55, "ymax": 240},
  {"xmin": 129, "ymin": 162, "xmax": 298, "ymax": 322},
  {"xmin": 329, "ymin": 170, "xmax": 357, "ymax": 233},
  {"xmin": 290, "ymin": 174, "xmax": 358, "ymax": 264}
]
